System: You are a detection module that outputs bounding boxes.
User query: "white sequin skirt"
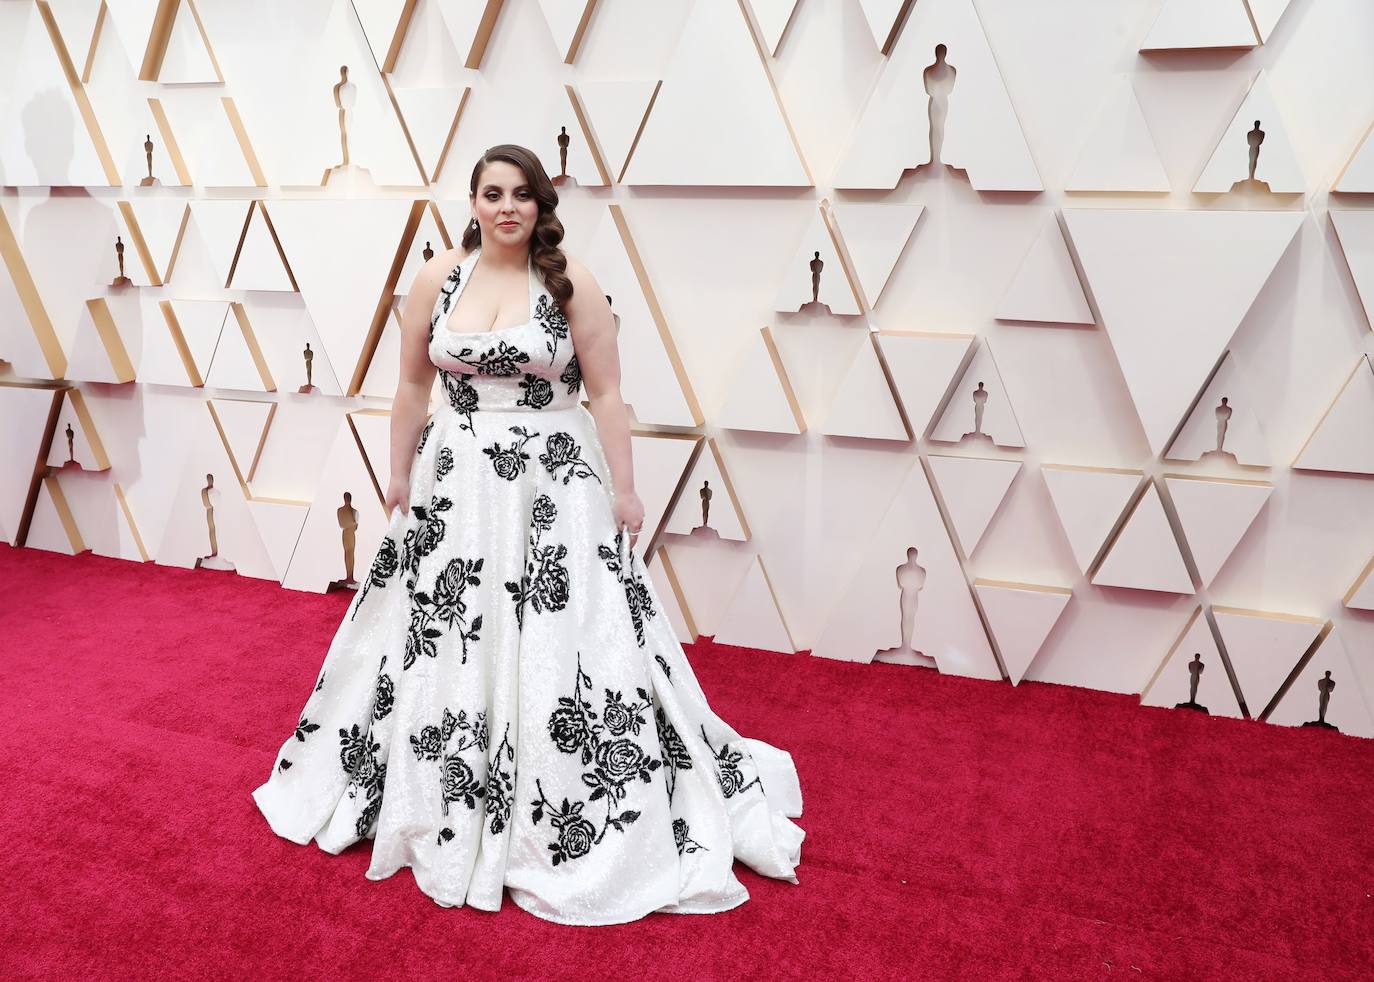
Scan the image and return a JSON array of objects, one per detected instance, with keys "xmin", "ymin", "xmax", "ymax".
[{"xmin": 251, "ymin": 400, "xmax": 805, "ymax": 925}]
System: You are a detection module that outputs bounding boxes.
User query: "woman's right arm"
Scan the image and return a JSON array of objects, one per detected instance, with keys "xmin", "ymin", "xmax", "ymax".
[{"xmin": 384, "ymin": 251, "xmax": 462, "ymax": 516}]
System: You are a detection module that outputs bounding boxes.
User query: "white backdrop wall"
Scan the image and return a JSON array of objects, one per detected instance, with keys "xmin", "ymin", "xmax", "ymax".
[{"xmin": 3, "ymin": 0, "xmax": 1374, "ymax": 736}]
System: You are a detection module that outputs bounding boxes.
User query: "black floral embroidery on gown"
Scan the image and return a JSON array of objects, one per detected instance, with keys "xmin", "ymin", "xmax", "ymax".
[
  {"xmin": 517, "ymin": 374, "xmax": 554, "ymax": 409},
  {"xmin": 451, "ymin": 340, "xmax": 530, "ymax": 377},
  {"xmin": 396, "ymin": 494, "xmax": 486, "ymax": 667},
  {"xmin": 505, "ymin": 493, "xmax": 570, "ymax": 628},
  {"xmin": 294, "ymin": 713, "xmax": 321, "ymax": 742},
  {"xmin": 405, "ymin": 553, "xmax": 485, "ymax": 668},
  {"xmin": 399, "ymin": 498, "xmax": 446, "ymax": 591},
  {"xmin": 531, "ymin": 653, "xmax": 661, "ymax": 865},
  {"xmin": 352, "ymin": 534, "xmax": 399, "ymax": 620},
  {"xmin": 416, "ymin": 419, "xmax": 434, "ymax": 454},
  {"xmin": 534, "ymin": 294, "xmax": 570, "ymax": 364},
  {"xmin": 561, "ymin": 354, "xmax": 582, "ymax": 396},
  {"xmin": 440, "ymin": 371, "xmax": 480, "ymax": 436},
  {"xmin": 673, "ymin": 817, "xmax": 705, "ymax": 855},
  {"xmin": 539, "ymin": 432, "xmax": 601, "ymax": 485},
  {"xmin": 485, "ymin": 722, "xmax": 516, "ymax": 836},
  {"xmin": 654, "ymin": 705, "xmax": 693, "ymax": 805},
  {"xmin": 597, "ymin": 529, "xmax": 656, "ymax": 647},
  {"xmin": 428, "ymin": 265, "xmax": 463, "ymax": 344},
  {"xmin": 340, "ymin": 723, "xmax": 386, "ymax": 837},
  {"xmin": 483, "ymin": 425, "xmax": 540, "ymax": 481},
  {"xmin": 409, "ymin": 707, "xmax": 489, "ymax": 845},
  {"xmin": 701, "ymin": 725, "xmax": 762, "ymax": 799},
  {"xmin": 338, "ymin": 654, "xmax": 396, "ymax": 837}
]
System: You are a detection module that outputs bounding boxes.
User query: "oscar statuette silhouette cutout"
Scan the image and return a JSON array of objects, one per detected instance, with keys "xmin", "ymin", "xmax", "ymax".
[
  {"xmin": 1174, "ymin": 653, "xmax": 1210, "ymax": 714},
  {"xmin": 1203, "ymin": 397, "xmax": 1237, "ymax": 461},
  {"xmin": 1230, "ymin": 121, "xmax": 1269, "ymax": 192},
  {"xmin": 325, "ymin": 66, "xmax": 365, "ymax": 186},
  {"xmin": 111, "ymin": 235, "xmax": 132, "ymax": 287},
  {"xmin": 139, "ymin": 133, "xmax": 160, "ymax": 187},
  {"xmin": 196, "ymin": 473, "xmax": 235, "ymax": 571},
  {"xmin": 923, "ymin": 44, "xmax": 957, "ymax": 174},
  {"xmin": 1301, "ymin": 670, "xmax": 1339, "ymax": 731},
  {"xmin": 959, "ymin": 382, "xmax": 992, "ymax": 444},
  {"xmin": 335, "ymin": 491, "xmax": 360, "ymax": 590},
  {"xmin": 423, "ymin": 240, "xmax": 434, "ymax": 261},
  {"xmin": 299, "ymin": 342, "xmax": 316, "ymax": 393},
  {"xmin": 876, "ymin": 547, "xmax": 934, "ymax": 666},
  {"xmin": 552, "ymin": 126, "xmax": 574, "ymax": 186},
  {"xmin": 690, "ymin": 479, "xmax": 719, "ymax": 540},
  {"xmin": 809, "ymin": 251, "xmax": 824, "ymax": 307},
  {"xmin": 65, "ymin": 423, "xmax": 76, "ymax": 465}
]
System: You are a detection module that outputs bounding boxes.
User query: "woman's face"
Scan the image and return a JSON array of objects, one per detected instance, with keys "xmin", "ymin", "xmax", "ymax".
[{"xmin": 470, "ymin": 160, "xmax": 539, "ymax": 245}]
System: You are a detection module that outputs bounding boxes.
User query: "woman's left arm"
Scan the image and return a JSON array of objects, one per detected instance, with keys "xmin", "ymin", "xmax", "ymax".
[{"xmin": 564, "ymin": 258, "xmax": 645, "ymax": 536}]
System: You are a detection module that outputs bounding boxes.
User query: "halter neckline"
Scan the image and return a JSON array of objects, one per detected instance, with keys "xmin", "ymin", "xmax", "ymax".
[{"xmin": 438, "ymin": 247, "xmax": 536, "ymax": 339}]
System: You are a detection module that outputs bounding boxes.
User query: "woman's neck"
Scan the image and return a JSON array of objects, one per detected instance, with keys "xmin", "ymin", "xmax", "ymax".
[{"xmin": 476, "ymin": 240, "xmax": 528, "ymax": 270}]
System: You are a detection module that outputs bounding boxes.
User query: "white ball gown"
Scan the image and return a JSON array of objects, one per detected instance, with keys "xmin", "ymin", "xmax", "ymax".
[{"xmin": 251, "ymin": 247, "xmax": 805, "ymax": 925}]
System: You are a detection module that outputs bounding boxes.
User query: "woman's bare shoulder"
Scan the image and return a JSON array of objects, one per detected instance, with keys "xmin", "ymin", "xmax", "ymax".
[
  {"xmin": 410, "ymin": 247, "xmax": 467, "ymax": 296},
  {"xmin": 561, "ymin": 252, "xmax": 599, "ymax": 290}
]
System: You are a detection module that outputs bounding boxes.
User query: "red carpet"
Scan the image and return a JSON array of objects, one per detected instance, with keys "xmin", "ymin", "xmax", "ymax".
[{"xmin": 1, "ymin": 542, "xmax": 1371, "ymax": 980}]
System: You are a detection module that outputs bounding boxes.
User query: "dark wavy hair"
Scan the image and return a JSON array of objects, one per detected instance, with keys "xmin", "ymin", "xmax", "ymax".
[{"xmin": 462, "ymin": 144, "xmax": 573, "ymax": 309}]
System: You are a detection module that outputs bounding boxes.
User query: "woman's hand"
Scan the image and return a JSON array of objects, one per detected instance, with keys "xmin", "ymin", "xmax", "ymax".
[
  {"xmin": 384, "ymin": 472, "xmax": 411, "ymax": 517},
  {"xmin": 612, "ymin": 489, "xmax": 645, "ymax": 543}
]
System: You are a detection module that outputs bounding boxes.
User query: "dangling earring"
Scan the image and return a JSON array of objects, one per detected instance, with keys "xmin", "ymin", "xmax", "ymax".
[{"xmin": 470, "ymin": 218, "xmax": 478, "ymax": 230}]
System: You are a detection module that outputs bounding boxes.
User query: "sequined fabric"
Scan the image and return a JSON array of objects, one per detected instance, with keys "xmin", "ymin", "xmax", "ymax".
[{"xmin": 251, "ymin": 248, "xmax": 805, "ymax": 925}]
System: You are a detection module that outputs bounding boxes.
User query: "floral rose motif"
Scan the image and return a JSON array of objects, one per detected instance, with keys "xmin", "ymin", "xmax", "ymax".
[
  {"xmin": 441, "ymin": 755, "xmax": 483, "ymax": 812},
  {"xmin": 441, "ymin": 371, "xmax": 478, "ymax": 413},
  {"xmin": 518, "ymin": 374, "xmax": 553, "ymax": 409},
  {"xmin": 455, "ymin": 340, "xmax": 529, "ymax": 376},
  {"xmin": 338, "ymin": 724, "xmax": 367, "ymax": 774},
  {"xmin": 718, "ymin": 766, "xmax": 746, "ymax": 797},
  {"xmin": 561, "ymin": 354, "xmax": 581, "ymax": 395},
  {"xmin": 531, "ymin": 655, "xmax": 656, "ymax": 865},
  {"xmin": 534, "ymin": 295, "xmax": 570, "ymax": 362},
  {"xmin": 470, "ymin": 714, "xmax": 489, "ymax": 754},
  {"xmin": 436, "ymin": 447, "xmax": 454, "ymax": 480},
  {"xmin": 558, "ymin": 816, "xmax": 596, "ymax": 859},
  {"xmin": 411, "ymin": 724, "xmax": 444, "ymax": 761},
  {"xmin": 531, "ymin": 494, "xmax": 556, "ymax": 531},
  {"xmin": 353, "ymin": 536, "xmax": 400, "ymax": 619},
  {"xmin": 484, "ymin": 426, "xmax": 539, "ymax": 482},
  {"xmin": 534, "ymin": 559, "xmax": 570, "ymax": 612},
  {"xmin": 595, "ymin": 738, "xmax": 650, "ymax": 783},
  {"xmin": 542, "ymin": 432, "xmax": 577, "ymax": 468},
  {"xmin": 356, "ymin": 796, "xmax": 381, "ymax": 839},
  {"xmin": 415, "ymin": 498, "xmax": 452, "ymax": 555},
  {"xmin": 372, "ymin": 673, "xmax": 394, "ymax": 721},
  {"xmin": 484, "ymin": 444, "xmax": 528, "ymax": 480},
  {"xmin": 441, "ymin": 371, "xmax": 480, "ymax": 435},
  {"xmin": 702, "ymin": 726, "xmax": 759, "ymax": 799},
  {"xmin": 602, "ymin": 694, "xmax": 632, "ymax": 736},
  {"xmin": 370, "ymin": 536, "xmax": 398, "ymax": 581},
  {"xmin": 656, "ymin": 707, "xmax": 691, "ymax": 771},
  {"xmin": 404, "ymin": 617, "xmax": 434, "ymax": 670},
  {"xmin": 485, "ymin": 723, "xmax": 514, "ymax": 835},
  {"xmin": 356, "ymin": 749, "xmax": 377, "ymax": 788},
  {"xmin": 672, "ymin": 817, "xmax": 688, "ymax": 851},
  {"xmin": 549, "ymin": 705, "xmax": 588, "ymax": 754}
]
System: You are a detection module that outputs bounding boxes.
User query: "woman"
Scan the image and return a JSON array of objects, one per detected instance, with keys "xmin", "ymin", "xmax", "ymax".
[{"xmin": 251, "ymin": 144, "xmax": 805, "ymax": 925}]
